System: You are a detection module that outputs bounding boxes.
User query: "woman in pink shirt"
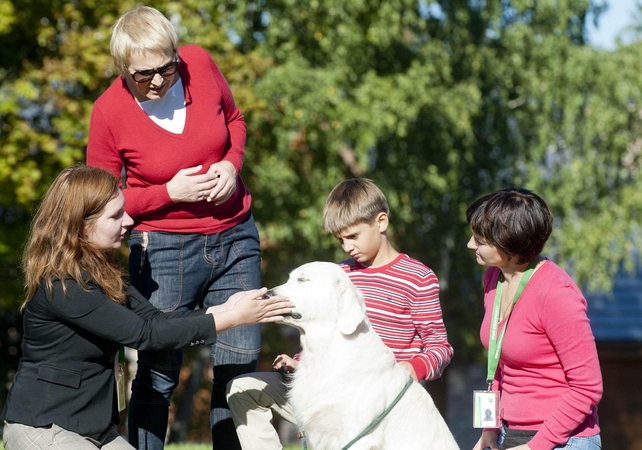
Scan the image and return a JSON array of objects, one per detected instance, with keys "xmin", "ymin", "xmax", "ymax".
[{"xmin": 466, "ymin": 188, "xmax": 602, "ymax": 450}]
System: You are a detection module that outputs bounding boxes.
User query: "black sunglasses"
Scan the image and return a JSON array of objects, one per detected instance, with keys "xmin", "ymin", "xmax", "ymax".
[{"xmin": 127, "ymin": 59, "xmax": 179, "ymax": 83}]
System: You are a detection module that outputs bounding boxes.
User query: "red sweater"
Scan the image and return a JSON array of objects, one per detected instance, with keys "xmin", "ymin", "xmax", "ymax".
[
  {"xmin": 340, "ymin": 254, "xmax": 453, "ymax": 381},
  {"xmin": 480, "ymin": 261, "xmax": 602, "ymax": 450},
  {"xmin": 87, "ymin": 45, "xmax": 250, "ymax": 234}
]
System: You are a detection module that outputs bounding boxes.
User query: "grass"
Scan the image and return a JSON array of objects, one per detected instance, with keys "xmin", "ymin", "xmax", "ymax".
[
  {"xmin": 164, "ymin": 442, "xmax": 303, "ymax": 449},
  {"xmin": 165, "ymin": 446, "xmax": 298, "ymax": 450},
  {"xmin": 166, "ymin": 445, "xmax": 210, "ymax": 450},
  {"xmin": 165, "ymin": 445, "xmax": 302, "ymax": 450}
]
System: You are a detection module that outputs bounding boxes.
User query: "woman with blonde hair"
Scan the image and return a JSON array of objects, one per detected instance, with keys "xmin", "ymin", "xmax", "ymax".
[
  {"xmin": 86, "ymin": 6, "xmax": 263, "ymax": 447},
  {"xmin": 0, "ymin": 165, "xmax": 292, "ymax": 450}
]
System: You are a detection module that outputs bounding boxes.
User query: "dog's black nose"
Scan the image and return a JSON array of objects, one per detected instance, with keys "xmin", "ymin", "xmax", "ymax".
[{"xmin": 260, "ymin": 289, "xmax": 301, "ymax": 319}]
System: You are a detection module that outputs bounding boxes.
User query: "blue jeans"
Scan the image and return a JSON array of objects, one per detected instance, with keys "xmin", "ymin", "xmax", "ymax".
[
  {"xmin": 127, "ymin": 214, "xmax": 262, "ymax": 450},
  {"xmin": 498, "ymin": 426, "xmax": 602, "ymax": 449},
  {"xmin": 554, "ymin": 435, "xmax": 602, "ymax": 450}
]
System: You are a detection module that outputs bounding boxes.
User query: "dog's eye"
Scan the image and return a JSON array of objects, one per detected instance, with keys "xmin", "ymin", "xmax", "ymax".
[{"xmin": 297, "ymin": 276, "xmax": 310, "ymax": 283}]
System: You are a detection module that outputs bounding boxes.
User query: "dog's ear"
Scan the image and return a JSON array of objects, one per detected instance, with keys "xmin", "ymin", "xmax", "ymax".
[{"xmin": 336, "ymin": 278, "xmax": 367, "ymax": 335}]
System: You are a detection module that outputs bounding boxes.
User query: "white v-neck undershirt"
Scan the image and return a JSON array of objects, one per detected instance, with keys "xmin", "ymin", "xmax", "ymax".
[{"xmin": 138, "ymin": 78, "xmax": 186, "ymax": 134}]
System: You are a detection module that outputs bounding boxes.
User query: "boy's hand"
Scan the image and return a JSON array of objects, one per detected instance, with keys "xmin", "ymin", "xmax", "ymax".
[
  {"xmin": 272, "ymin": 354, "xmax": 298, "ymax": 374},
  {"xmin": 399, "ymin": 361, "xmax": 418, "ymax": 381}
]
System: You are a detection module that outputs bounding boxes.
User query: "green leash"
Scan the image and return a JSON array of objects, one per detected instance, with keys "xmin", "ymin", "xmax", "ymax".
[{"xmin": 300, "ymin": 377, "xmax": 414, "ymax": 450}]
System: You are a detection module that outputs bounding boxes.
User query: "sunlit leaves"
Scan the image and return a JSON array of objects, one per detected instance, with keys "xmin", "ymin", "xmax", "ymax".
[{"xmin": 2, "ymin": 0, "xmax": 642, "ymax": 358}]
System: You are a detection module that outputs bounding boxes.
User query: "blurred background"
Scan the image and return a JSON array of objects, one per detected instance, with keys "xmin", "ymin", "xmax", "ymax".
[{"xmin": 2, "ymin": 0, "xmax": 642, "ymax": 448}]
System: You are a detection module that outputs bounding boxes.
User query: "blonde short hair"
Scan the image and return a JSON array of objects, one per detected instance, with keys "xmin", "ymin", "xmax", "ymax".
[
  {"xmin": 110, "ymin": 6, "xmax": 179, "ymax": 76},
  {"xmin": 322, "ymin": 178, "xmax": 389, "ymax": 234}
]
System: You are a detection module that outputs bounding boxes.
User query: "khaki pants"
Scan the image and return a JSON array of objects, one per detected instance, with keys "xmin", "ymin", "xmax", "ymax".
[
  {"xmin": 3, "ymin": 421, "xmax": 133, "ymax": 450},
  {"xmin": 226, "ymin": 371, "xmax": 297, "ymax": 450}
]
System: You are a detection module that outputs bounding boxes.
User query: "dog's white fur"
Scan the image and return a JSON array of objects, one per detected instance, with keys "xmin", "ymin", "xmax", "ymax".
[{"xmin": 273, "ymin": 262, "xmax": 460, "ymax": 450}]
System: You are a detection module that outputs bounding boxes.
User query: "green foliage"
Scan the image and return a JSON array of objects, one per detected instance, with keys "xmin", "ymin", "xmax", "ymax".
[
  {"xmin": 1, "ymin": 0, "xmax": 642, "ymax": 366},
  {"xmin": 230, "ymin": 0, "xmax": 642, "ymax": 360},
  {"xmin": 165, "ymin": 444, "xmax": 221, "ymax": 450}
]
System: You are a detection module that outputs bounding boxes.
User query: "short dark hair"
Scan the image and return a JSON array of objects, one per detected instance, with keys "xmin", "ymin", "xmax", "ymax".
[{"xmin": 466, "ymin": 187, "xmax": 553, "ymax": 264}]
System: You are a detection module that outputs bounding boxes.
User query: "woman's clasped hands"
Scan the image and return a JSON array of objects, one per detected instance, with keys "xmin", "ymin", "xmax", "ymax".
[{"xmin": 167, "ymin": 162, "xmax": 237, "ymax": 205}]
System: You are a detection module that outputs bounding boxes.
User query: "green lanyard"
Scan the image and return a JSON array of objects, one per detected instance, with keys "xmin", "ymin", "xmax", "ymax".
[{"xmin": 486, "ymin": 261, "xmax": 537, "ymax": 388}]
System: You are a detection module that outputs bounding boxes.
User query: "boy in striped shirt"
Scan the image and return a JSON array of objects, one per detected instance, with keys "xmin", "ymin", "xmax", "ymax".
[
  {"xmin": 322, "ymin": 178, "xmax": 453, "ymax": 382},
  {"xmin": 226, "ymin": 178, "xmax": 453, "ymax": 448}
]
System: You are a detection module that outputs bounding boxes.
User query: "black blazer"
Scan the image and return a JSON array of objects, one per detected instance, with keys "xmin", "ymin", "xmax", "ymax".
[{"xmin": 1, "ymin": 279, "xmax": 217, "ymax": 435}]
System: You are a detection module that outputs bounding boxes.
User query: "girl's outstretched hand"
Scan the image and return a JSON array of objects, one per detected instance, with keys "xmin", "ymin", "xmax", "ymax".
[{"xmin": 210, "ymin": 288, "xmax": 293, "ymax": 332}]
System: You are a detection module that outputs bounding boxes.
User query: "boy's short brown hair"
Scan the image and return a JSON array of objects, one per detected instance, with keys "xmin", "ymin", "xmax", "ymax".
[{"xmin": 322, "ymin": 178, "xmax": 389, "ymax": 234}]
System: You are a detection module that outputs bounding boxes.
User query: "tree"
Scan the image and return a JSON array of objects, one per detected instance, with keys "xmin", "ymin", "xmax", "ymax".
[
  {"xmin": 224, "ymin": 0, "xmax": 642, "ymax": 359},
  {"xmin": 2, "ymin": 0, "xmax": 642, "ymax": 435}
]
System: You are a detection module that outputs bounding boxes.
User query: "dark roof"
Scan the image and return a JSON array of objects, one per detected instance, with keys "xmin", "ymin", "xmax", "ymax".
[{"xmin": 585, "ymin": 265, "xmax": 642, "ymax": 342}]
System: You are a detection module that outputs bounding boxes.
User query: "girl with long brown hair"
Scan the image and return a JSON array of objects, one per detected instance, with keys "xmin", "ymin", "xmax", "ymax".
[{"xmin": 1, "ymin": 165, "xmax": 291, "ymax": 450}]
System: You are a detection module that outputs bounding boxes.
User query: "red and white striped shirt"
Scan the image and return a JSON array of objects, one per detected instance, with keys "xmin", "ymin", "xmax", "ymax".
[{"xmin": 339, "ymin": 254, "xmax": 453, "ymax": 381}]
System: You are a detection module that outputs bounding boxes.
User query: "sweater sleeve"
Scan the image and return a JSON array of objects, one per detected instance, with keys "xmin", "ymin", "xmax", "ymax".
[
  {"xmin": 86, "ymin": 104, "xmax": 122, "ymax": 177},
  {"xmin": 528, "ymin": 282, "xmax": 603, "ymax": 450},
  {"xmin": 49, "ymin": 281, "xmax": 217, "ymax": 350},
  {"xmin": 206, "ymin": 51, "xmax": 246, "ymax": 174},
  {"xmin": 407, "ymin": 271, "xmax": 454, "ymax": 381},
  {"xmin": 126, "ymin": 285, "xmax": 210, "ymax": 320}
]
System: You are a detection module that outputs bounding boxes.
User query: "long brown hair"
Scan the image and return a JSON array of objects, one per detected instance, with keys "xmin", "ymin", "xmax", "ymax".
[{"xmin": 21, "ymin": 165, "xmax": 127, "ymax": 310}]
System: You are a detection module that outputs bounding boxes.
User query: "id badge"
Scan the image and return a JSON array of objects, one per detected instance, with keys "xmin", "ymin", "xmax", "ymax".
[
  {"xmin": 116, "ymin": 363, "xmax": 126, "ymax": 412},
  {"xmin": 473, "ymin": 390, "xmax": 500, "ymax": 428}
]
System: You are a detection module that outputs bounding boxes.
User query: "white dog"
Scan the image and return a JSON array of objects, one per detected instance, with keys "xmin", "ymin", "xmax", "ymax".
[{"xmin": 272, "ymin": 262, "xmax": 460, "ymax": 450}]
